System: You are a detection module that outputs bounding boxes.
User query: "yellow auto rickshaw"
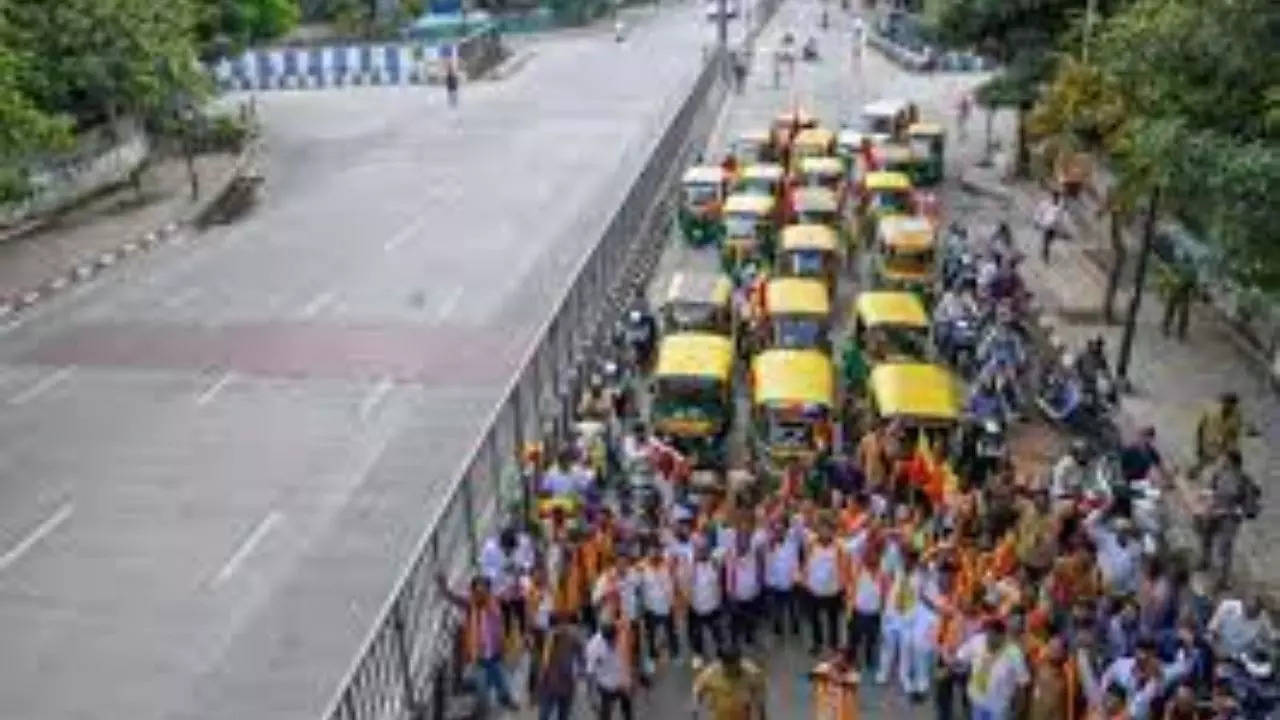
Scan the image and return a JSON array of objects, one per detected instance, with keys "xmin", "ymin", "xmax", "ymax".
[
  {"xmin": 750, "ymin": 347, "xmax": 835, "ymax": 474},
  {"xmin": 872, "ymin": 214, "xmax": 938, "ymax": 302},
  {"xmin": 852, "ymin": 291, "xmax": 931, "ymax": 362},
  {"xmin": 794, "ymin": 156, "xmax": 847, "ymax": 203},
  {"xmin": 756, "ymin": 276, "xmax": 832, "ymax": 352},
  {"xmin": 855, "ymin": 170, "xmax": 915, "ymax": 247},
  {"xmin": 771, "ymin": 108, "xmax": 819, "ymax": 164},
  {"xmin": 678, "ymin": 165, "xmax": 728, "ymax": 247},
  {"xmin": 732, "ymin": 129, "xmax": 774, "ymax": 165},
  {"xmin": 863, "ymin": 98, "xmax": 911, "ymax": 143},
  {"xmin": 862, "ymin": 361, "xmax": 960, "ymax": 441},
  {"xmin": 877, "ymin": 143, "xmax": 918, "ymax": 178},
  {"xmin": 652, "ymin": 332, "xmax": 735, "ymax": 467},
  {"xmin": 660, "ymin": 270, "xmax": 734, "ymax": 337},
  {"xmin": 733, "ymin": 163, "xmax": 786, "ymax": 202},
  {"xmin": 790, "ymin": 127, "xmax": 836, "ymax": 168},
  {"xmin": 721, "ymin": 193, "xmax": 778, "ymax": 274},
  {"xmin": 907, "ymin": 122, "xmax": 945, "ymax": 186},
  {"xmin": 777, "ymin": 224, "xmax": 840, "ymax": 294},
  {"xmin": 788, "ymin": 186, "xmax": 852, "ymax": 254}
]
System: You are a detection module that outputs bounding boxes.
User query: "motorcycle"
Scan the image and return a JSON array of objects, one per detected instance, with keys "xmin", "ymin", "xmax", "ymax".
[
  {"xmin": 1217, "ymin": 648, "xmax": 1280, "ymax": 719},
  {"xmin": 802, "ymin": 37, "xmax": 819, "ymax": 61},
  {"xmin": 946, "ymin": 315, "xmax": 981, "ymax": 378}
]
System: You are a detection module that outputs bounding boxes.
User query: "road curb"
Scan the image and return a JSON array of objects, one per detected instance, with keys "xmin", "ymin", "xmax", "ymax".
[{"xmin": 0, "ymin": 148, "xmax": 253, "ymax": 320}]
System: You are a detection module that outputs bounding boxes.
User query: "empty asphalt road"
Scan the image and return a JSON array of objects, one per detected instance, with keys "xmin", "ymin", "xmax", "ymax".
[{"xmin": 0, "ymin": 7, "xmax": 731, "ymax": 719}]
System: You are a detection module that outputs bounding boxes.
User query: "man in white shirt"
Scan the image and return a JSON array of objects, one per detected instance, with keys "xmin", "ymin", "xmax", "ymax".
[
  {"xmin": 1035, "ymin": 190, "xmax": 1064, "ymax": 263},
  {"xmin": 640, "ymin": 541, "xmax": 680, "ymax": 663},
  {"xmin": 1208, "ymin": 595, "xmax": 1273, "ymax": 657},
  {"xmin": 764, "ymin": 521, "xmax": 801, "ymax": 638},
  {"xmin": 954, "ymin": 617, "xmax": 1030, "ymax": 720},
  {"xmin": 541, "ymin": 450, "xmax": 583, "ymax": 498},
  {"xmin": 803, "ymin": 522, "xmax": 844, "ymax": 655},
  {"xmin": 846, "ymin": 546, "xmax": 887, "ymax": 672},
  {"xmin": 877, "ymin": 548, "xmax": 924, "ymax": 691},
  {"xmin": 725, "ymin": 532, "xmax": 764, "ymax": 647},
  {"xmin": 479, "ymin": 526, "xmax": 535, "ymax": 638},
  {"xmin": 1084, "ymin": 508, "xmax": 1142, "ymax": 596},
  {"xmin": 685, "ymin": 541, "xmax": 726, "ymax": 666},
  {"xmin": 585, "ymin": 622, "xmax": 634, "ymax": 719},
  {"xmin": 1087, "ymin": 636, "xmax": 1191, "ymax": 719}
]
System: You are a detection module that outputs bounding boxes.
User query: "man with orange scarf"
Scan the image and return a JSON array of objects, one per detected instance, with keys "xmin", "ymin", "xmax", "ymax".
[{"xmin": 437, "ymin": 573, "xmax": 519, "ymax": 712}]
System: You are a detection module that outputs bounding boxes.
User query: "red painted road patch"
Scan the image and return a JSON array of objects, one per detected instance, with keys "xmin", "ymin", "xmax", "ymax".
[{"xmin": 21, "ymin": 321, "xmax": 519, "ymax": 384}]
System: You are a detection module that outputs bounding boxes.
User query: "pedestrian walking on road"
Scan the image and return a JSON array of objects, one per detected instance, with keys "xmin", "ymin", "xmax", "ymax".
[
  {"xmin": 445, "ymin": 64, "xmax": 459, "ymax": 107},
  {"xmin": 1160, "ymin": 260, "xmax": 1197, "ymax": 340},
  {"xmin": 956, "ymin": 94, "xmax": 971, "ymax": 143},
  {"xmin": 1034, "ymin": 190, "xmax": 1064, "ymax": 263},
  {"xmin": 692, "ymin": 643, "xmax": 767, "ymax": 720},
  {"xmin": 534, "ymin": 613, "xmax": 584, "ymax": 720},
  {"xmin": 437, "ymin": 573, "xmax": 520, "ymax": 712},
  {"xmin": 1196, "ymin": 451, "xmax": 1259, "ymax": 589},
  {"xmin": 732, "ymin": 52, "xmax": 748, "ymax": 94}
]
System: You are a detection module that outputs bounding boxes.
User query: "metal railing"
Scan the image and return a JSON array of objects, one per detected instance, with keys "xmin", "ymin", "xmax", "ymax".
[{"xmin": 320, "ymin": 45, "xmax": 733, "ymax": 720}]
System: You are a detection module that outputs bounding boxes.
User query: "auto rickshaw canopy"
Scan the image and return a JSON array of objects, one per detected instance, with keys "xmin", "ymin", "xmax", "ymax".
[
  {"xmin": 765, "ymin": 276, "xmax": 831, "ymax": 316},
  {"xmin": 654, "ymin": 333, "xmax": 735, "ymax": 381},
  {"xmin": 867, "ymin": 362, "xmax": 960, "ymax": 422},
  {"xmin": 780, "ymin": 224, "xmax": 839, "ymax": 252},
  {"xmin": 741, "ymin": 163, "xmax": 786, "ymax": 183},
  {"xmin": 752, "ymin": 349, "xmax": 834, "ymax": 407},
  {"xmin": 878, "ymin": 143, "xmax": 916, "ymax": 169},
  {"xmin": 683, "ymin": 165, "xmax": 727, "ymax": 184},
  {"xmin": 864, "ymin": 171, "xmax": 912, "ymax": 192},
  {"xmin": 791, "ymin": 187, "xmax": 839, "ymax": 214},
  {"xmin": 878, "ymin": 215, "xmax": 935, "ymax": 251},
  {"xmin": 793, "ymin": 127, "xmax": 835, "ymax": 154},
  {"xmin": 724, "ymin": 193, "xmax": 776, "ymax": 215},
  {"xmin": 854, "ymin": 291, "xmax": 928, "ymax": 329},
  {"xmin": 798, "ymin": 155, "xmax": 844, "ymax": 177},
  {"xmin": 908, "ymin": 122, "xmax": 943, "ymax": 138},
  {"xmin": 665, "ymin": 270, "xmax": 733, "ymax": 307}
]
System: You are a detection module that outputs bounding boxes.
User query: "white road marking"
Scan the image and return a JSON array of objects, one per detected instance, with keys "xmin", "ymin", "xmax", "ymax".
[
  {"xmin": 358, "ymin": 376, "xmax": 395, "ymax": 420},
  {"xmin": 301, "ymin": 290, "xmax": 337, "ymax": 318},
  {"xmin": 8, "ymin": 367, "xmax": 74, "ymax": 406},
  {"xmin": 383, "ymin": 215, "xmax": 430, "ymax": 252},
  {"xmin": 212, "ymin": 511, "xmax": 283, "ymax": 587},
  {"xmin": 164, "ymin": 287, "xmax": 202, "ymax": 309},
  {"xmin": 434, "ymin": 286, "xmax": 463, "ymax": 321},
  {"xmin": 0, "ymin": 502, "xmax": 74, "ymax": 572},
  {"xmin": 195, "ymin": 372, "xmax": 235, "ymax": 406}
]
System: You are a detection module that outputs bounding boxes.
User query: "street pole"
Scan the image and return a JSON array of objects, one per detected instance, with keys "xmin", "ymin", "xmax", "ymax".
[
  {"xmin": 717, "ymin": 0, "xmax": 728, "ymax": 49},
  {"xmin": 1116, "ymin": 186, "xmax": 1160, "ymax": 387},
  {"xmin": 1082, "ymin": 0, "xmax": 1096, "ymax": 62}
]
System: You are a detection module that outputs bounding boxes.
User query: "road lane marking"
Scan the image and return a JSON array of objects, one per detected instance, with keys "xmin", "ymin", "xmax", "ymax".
[
  {"xmin": 434, "ymin": 286, "xmax": 463, "ymax": 321},
  {"xmin": 383, "ymin": 215, "xmax": 430, "ymax": 252},
  {"xmin": 164, "ymin": 287, "xmax": 202, "ymax": 309},
  {"xmin": 358, "ymin": 377, "xmax": 395, "ymax": 421},
  {"xmin": 195, "ymin": 372, "xmax": 235, "ymax": 406},
  {"xmin": 0, "ymin": 502, "xmax": 74, "ymax": 572},
  {"xmin": 212, "ymin": 511, "xmax": 283, "ymax": 587},
  {"xmin": 301, "ymin": 290, "xmax": 336, "ymax": 318},
  {"xmin": 7, "ymin": 367, "xmax": 74, "ymax": 406}
]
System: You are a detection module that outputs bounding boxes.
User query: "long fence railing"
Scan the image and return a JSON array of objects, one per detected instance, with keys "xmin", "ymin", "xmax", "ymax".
[{"xmin": 317, "ymin": 42, "xmax": 744, "ymax": 720}]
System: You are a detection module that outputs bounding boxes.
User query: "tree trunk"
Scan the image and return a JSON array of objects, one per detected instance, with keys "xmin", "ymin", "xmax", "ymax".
[
  {"xmin": 1015, "ymin": 105, "xmax": 1030, "ymax": 178},
  {"xmin": 1116, "ymin": 188, "xmax": 1159, "ymax": 385},
  {"xmin": 1102, "ymin": 208, "xmax": 1126, "ymax": 323}
]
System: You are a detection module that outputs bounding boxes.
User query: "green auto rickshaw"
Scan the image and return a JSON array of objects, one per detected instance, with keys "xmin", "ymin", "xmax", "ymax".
[{"xmin": 678, "ymin": 165, "xmax": 728, "ymax": 247}]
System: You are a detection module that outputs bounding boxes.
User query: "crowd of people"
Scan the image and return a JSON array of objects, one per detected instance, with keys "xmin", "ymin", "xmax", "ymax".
[{"xmin": 434, "ymin": 373, "xmax": 1272, "ymax": 720}]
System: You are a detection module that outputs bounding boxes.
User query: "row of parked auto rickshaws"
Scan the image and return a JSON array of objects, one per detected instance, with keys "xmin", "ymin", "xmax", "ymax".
[
  {"xmin": 651, "ymin": 102, "xmax": 958, "ymax": 484},
  {"xmin": 677, "ymin": 99, "xmax": 945, "ymax": 299}
]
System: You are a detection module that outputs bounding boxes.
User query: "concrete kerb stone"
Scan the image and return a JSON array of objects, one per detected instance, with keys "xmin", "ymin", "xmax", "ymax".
[
  {"xmin": 18, "ymin": 290, "xmax": 41, "ymax": 307},
  {"xmin": 74, "ymin": 264, "xmax": 95, "ymax": 281},
  {"xmin": 0, "ymin": 300, "xmax": 13, "ymax": 318},
  {"xmin": 46, "ymin": 276, "xmax": 69, "ymax": 292},
  {"xmin": 97, "ymin": 251, "xmax": 118, "ymax": 268}
]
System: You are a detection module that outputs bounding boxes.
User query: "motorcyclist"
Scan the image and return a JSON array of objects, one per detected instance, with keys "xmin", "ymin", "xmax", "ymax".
[
  {"xmin": 966, "ymin": 372, "xmax": 1007, "ymax": 425},
  {"xmin": 933, "ymin": 280, "xmax": 980, "ymax": 362},
  {"xmin": 622, "ymin": 292, "xmax": 656, "ymax": 370},
  {"xmin": 1050, "ymin": 439, "xmax": 1091, "ymax": 502},
  {"xmin": 1040, "ymin": 352, "xmax": 1084, "ymax": 425},
  {"xmin": 977, "ymin": 309, "xmax": 1025, "ymax": 371}
]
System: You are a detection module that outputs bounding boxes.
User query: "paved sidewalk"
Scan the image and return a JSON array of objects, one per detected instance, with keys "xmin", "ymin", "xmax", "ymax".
[
  {"xmin": 951, "ymin": 125, "xmax": 1280, "ymax": 598},
  {"xmin": 0, "ymin": 152, "xmax": 238, "ymax": 307}
]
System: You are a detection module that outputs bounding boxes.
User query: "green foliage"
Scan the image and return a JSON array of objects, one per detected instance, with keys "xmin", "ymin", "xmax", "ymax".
[
  {"xmin": 1034, "ymin": 0, "xmax": 1280, "ymax": 291},
  {"xmin": 3, "ymin": 0, "xmax": 209, "ymax": 127},
  {"xmin": 201, "ymin": 0, "xmax": 302, "ymax": 53}
]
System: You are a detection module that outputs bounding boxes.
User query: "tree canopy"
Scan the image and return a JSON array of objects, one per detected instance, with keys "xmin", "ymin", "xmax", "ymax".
[{"xmin": 1030, "ymin": 0, "xmax": 1280, "ymax": 290}]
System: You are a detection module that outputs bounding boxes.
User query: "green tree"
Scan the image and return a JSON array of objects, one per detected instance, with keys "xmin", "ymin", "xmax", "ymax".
[
  {"xmin": 199, "ymin": 0, "xmax": 301, "ymax": 54},
  {"xmin": 4, "ymin": 0, "xmax": 208, "ymax": 127},
  {"xmin": 0, "ymin": 6, "xmax": 74, "ymax": 202}
]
